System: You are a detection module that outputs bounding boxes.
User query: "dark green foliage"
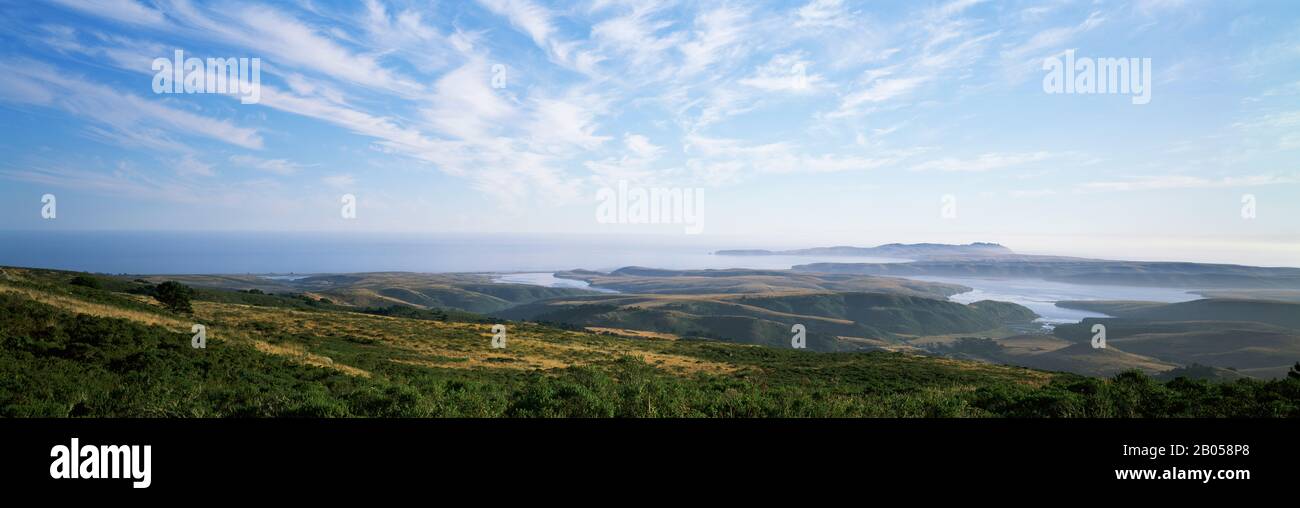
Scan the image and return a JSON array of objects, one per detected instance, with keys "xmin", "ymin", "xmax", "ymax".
[
  {"xmin": 1156, "ymin": 363, "xmax": 1251, "ymax": 382},
  {"xmin": 971, "ymin": 370, "xmax": 1300, "ymax": 417},
  {"xmin": 359, "ymin": 305, "xmax": 491, "ymax": 324},
  {"xmin": 497, "ymin": 292, "xmax": 1039, "ymax": 352},
  {"xmin": 153, "ymin": 281, "xmax": 194, "ymax": 313},
  {"xmin": 927, "ymin": 337, "xmax": 1005, "ymax": 357},
  {"xmin": 1, "ymin": 278, "xmax": 1298, "ymax": 418},
  {"xmin": 191, "ymin": 288, "xmax": 342, "ymax": 311},
  {"xmin": 69, "ymin": 275, "xmax": 102, "ymax": 289}
]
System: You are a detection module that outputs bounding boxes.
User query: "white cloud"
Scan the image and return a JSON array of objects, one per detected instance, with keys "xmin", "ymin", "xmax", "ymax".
[
  {"xmin": 525, "ymin": 95, "xmax": 611, "ymax": 153},
  {"xmin": 590, "ymin": 3, "xmax": 682, "ymax": 78},
  {"xmin": 175, "ymin": 155, "xmax": 215, "ymax": 177},
  {"xmin": 911, "ymin": 152, "xmax": 1055, "ymax": 172},
  {"xmin": 1000, "ymin": 11, "xmax": 1104, "ymax": 80},
  {"xmin": 683, "ymin": 134, "xmax": 923, "ymax": 184},
  {"xmin": 0, "ymin": 59, "xmax": 263, "ymax": 150},
  {"xmin": 422, "ymin": 59, "xmax": 516, "ymax": 142},
  {"xmin": 323, "ymin": 174, "xmax": 356, "ymax": 189},
  {"xmin": 1009, "ymin": 189, "xmax": 1056, "ymax": 198},
  {"xmin": 624, "ymin": 133, "xmax": 662, "ymax": 159},
  {"xmin": 739, "ymin": 53, "xmax": 825, "ymax": 93},
  {"xmin": 231, "ymin": 155, "xmax": 311, "ymax": 176},
  {"xmin": 162, "ymin": 1, "xmax": 424, "ymax": 95},
  {"xmin": 837, "ymin": 76, "xmax": 927, "ymax": 110},
  {"xmin": 477, "ymin": 0, "xmax": 602, "ymax": 74},
  {"xmin": 1081, "ymin": 173, "xmax": 1300, "ymax": 191},
  {"xmin": 796, "ymin": 0, "xmax": 852, "ymax": 29},
  {"xmin": 46, "ymin": 0, "xmax": 166, "ymax": 27},
  {"xmin": 677, "ymin": 6, "xmax": 749, "ymax": 78}
]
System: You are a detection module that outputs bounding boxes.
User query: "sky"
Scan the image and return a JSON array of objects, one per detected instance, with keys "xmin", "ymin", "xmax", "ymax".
[{"xmin": 0, "ymin": 0, "xmax": 1297, "ymax": 265}]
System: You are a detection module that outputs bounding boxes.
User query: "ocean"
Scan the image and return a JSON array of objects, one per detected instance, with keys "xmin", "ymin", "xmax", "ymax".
[{"xmin": 0, "ymin": 231, "xmax": 905, "ymax": 274}]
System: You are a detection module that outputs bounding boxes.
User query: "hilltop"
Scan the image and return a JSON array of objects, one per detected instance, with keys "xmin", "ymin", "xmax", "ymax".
[
  {"xmin": 793, "ymin": 259, "xmax": 1300, "ymax": 289},
  {"xmin": 715, "ymin": 242, "xmax": 1017, "ymax": 260},
  {"xmin": 711, "ymin": 242, "xmax": 1300, "ymax": 289}
]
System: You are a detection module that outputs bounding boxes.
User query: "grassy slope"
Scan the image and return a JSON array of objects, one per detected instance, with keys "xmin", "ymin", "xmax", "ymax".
[
  {"xmin": 1057, "ymin": 299, "xmax": 1300, "ymax": 330},
  {"xmin": 1052, "ymin": 300, "xmax": 1300, "ymax": 374},
  {"xmin": 138, "ymin": 272, "xmax": 600, "ymax": 314},
  {"xmin": 555, "ymin": 267, "xmax": 968, "ymax": 298},
  {"xmin": 1, "ymin": 266, "xmax": 1298, "ymax": 417},
  {"xmin": 495, "ymin": 291, "xmax": 1037, "ymax": 352}
]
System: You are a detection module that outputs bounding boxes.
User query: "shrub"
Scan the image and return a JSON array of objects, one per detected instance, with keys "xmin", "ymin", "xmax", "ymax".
[
  {"xmin": 69, "ymin": 275, "xmax": 102, "ymax": 289},
  {"xmin": 154, "ymin": 281, "xmax": 194, "ymax": 313}
]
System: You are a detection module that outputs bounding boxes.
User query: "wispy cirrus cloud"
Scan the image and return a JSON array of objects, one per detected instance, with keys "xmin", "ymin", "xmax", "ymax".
[
  {"xmin": 910, "ymin": 151, "xmax": 1056, "ymax": 172},
  {"xmin": 1080, "ymin": 173, "xmax": 1300, "ymax": 192},
  {"xmin": 0, "ymin": 58, "xmax": 263, "ymax": 150},
  {"xmin": 45, "ymin": 0, "xmax": 167, "ymax": 27},
  {"xmin": 230, "ymin": 155, "xmax": 311, "ymax": 175},
  {"xmin": 2, "ymin": 0, "xmax": 1298, "ymax": 240}
]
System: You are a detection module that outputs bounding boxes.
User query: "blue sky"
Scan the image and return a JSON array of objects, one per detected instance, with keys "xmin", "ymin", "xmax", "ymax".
[{"xmin": 0, "ymin": 0, "xmax": 1297, "ymax": 264}]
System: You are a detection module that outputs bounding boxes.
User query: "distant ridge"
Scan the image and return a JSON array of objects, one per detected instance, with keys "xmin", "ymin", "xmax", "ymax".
[{"xmin": 715, "ymin": 242, "xmax": 1015, "ymax": 260}]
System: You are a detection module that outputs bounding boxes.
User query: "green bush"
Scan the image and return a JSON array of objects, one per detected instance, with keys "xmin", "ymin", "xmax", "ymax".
[
  {"xmin": 69, "ymin": 275, "xmax": 102, "ymax": 289},
  {"xmin": 153, "ymin": 281, "xmax": 194, "ymax": 313},
  {"xmin": 2, "ymin": 285, "xmax": 1298, "ymax": 418}
]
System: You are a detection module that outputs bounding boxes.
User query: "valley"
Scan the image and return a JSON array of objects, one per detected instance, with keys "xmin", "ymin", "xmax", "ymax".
[
  {"xmin": 13, "ymin": 242, "xmax": 1296, "ymax": 387},
  {"xmin": 2, "ymin": 264, "xmax": 1297, "ymax": 418}
]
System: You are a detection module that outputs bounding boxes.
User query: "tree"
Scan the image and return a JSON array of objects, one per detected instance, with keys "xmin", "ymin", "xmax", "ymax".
[
  {"xmin": 69, "ymin": 275, "xmax": 101, "ymax": 289},
  {"xmin": 1289, "ymin": 362, "xmax": 1300, "ymax": 381},
  {"xmin": 154, "ymin": 281, "xmax": 193, "ymax": 313}
]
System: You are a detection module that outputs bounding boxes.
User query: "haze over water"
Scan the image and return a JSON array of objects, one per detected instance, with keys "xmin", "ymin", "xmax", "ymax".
[
  {"xmin": 0, "ymin": 231, "xmax": 904, "ymax": 274},
  {"xmin": 0, "ymin": 230, "xmax": 1238, "ymax": 326}
]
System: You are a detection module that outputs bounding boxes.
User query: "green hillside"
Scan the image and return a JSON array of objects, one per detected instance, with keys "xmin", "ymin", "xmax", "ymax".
[
  {"xmin": 1057, "ymin": 298, "xmax": 1300, "ymax": 330},
  {"xmin": 794, "ymin": 260, "xmax": 1300, "ymax": 288},
  {"xmin": 495, "ymin": 291, "xmax": 1038, "ymax": 352},
  {"xmin": 1053, "ymin": 318, "xmax": 1300, "ymax": 378},
  {"xmin": 555, "ymin": 267, "xmax": 968, "ymax": 298},
  {"xmin": 134, "ymin": 271, "xmax": 598, "ymax": 314},
  {"xmin": 3, "ymin": 265, "xmax": 1298, "ymax": 417}
]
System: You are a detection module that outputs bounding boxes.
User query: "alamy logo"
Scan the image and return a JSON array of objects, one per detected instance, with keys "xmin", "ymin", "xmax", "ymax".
[
  {"xmin": 596, "ymin": 180, "xmax": 704, "ymax": 234},
  {"xmin": 41, "ymin": 193, "xmax": 56, "ymax": 219},
  {"xmin": 491, "ymin": 324, "xmax": 507, "ymax": 349},
  {"xmin": 1043, "ymin": 50, "xmax": 1151, "ymax": 105},
  {"xmin": 50, "ymin": 438, "xmax": 152, "ymax": 489},
  {"xmin": 341, "ymin": 194, "xmax": 357, "ymax": 219},
  {"xmin": 940, "ymin": 194, "xmax": 957, "ymax": 219},
  {"xmin": 152, "ymin": 50, "xmax": 261, "ymax": 104},
  {"xmin": 791, "ymin": 324, "xmax": 806, "ymax": 349},
  {"xmin": 1091, "ymin": 323, "xmax": 1107, "ymax": 349}
]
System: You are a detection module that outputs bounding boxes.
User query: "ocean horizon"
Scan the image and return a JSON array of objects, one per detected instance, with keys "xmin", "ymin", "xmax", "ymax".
[{"xmin": 0, "ymin": 230, "xmax": 907, "ymax": 275}]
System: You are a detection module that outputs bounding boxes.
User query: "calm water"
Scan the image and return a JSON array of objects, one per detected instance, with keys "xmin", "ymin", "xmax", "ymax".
[
  {"xmin": 906, "ymin": 276, "xmax": 1199, "ymax": 325},
  {"xmin": 0, "ymin": 231, "xmax": 906, "ymax": 274},
  {"xmin": 492, "ymin": 272, "xmax": 619, "ymax": 293}
]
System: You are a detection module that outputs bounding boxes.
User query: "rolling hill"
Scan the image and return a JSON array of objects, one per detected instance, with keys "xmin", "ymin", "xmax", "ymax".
[
  {"xmin": 792, "ymin": 260, "xmax": 1300, "ymax": 289},
  {"xmin": 2, "ymin": 265, "xmax": 1298, "ymax": 417},
  {"xmin": 555, "ymin": 267, "xmax": 968, "ymax": 298},
  {"xmin": 1052, "ymin": 317, "xmax": 1300, "ymax": 379},
  {"xmin": 714, "ymin": 242, "xmax": 1017, "ymax": 260},
  {"xmin": 1056, "ymin": 298, "xmax": 1300, "ymax": 329},
  {"xmin": 136, "ymin": 272, "xmax": 598, "ymax": 314},
  {"xmin": 495, "ymin": 291, "xmax": 1039, "ymax": 352}
]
